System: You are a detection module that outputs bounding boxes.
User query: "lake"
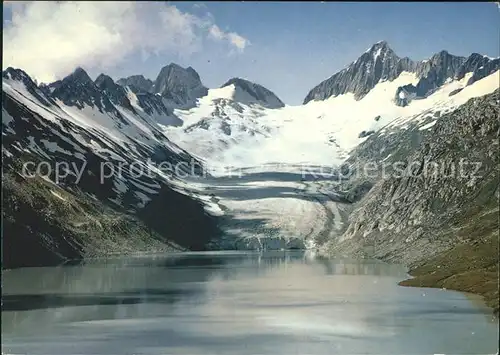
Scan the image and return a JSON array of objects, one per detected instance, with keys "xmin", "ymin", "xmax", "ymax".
[{"xmin": 2, "ymin": 251, "xmax": 498, "ymax": 354}]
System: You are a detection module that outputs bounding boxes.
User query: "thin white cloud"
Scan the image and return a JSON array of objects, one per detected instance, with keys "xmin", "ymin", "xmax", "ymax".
[
  {"xmin": 3, "ymin": 1, "xmax": 250, "ymax": 82},
  {"xmin": 227, "ymin": 33, "xmax": 250, "ymax": 51},
  {"xmin": 208, "ymin": 24, "xmax": 250, "ymax": 52}
]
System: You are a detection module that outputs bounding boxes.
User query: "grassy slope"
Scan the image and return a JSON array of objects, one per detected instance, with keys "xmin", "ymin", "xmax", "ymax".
[{"xmin": 399, "ymin": 204, "xmax": 499, "ymax": 316}]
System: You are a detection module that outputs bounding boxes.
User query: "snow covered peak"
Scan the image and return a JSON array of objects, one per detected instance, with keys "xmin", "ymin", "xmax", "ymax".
[{"xmin": 220, "ymin": 78, "xmax": 285, "ymax": 109}]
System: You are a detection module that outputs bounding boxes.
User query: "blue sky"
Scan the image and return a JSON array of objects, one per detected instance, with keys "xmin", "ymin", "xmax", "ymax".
[{"xmin": 3, "ymin": 2, "xmax": 499, "ymax": 104}]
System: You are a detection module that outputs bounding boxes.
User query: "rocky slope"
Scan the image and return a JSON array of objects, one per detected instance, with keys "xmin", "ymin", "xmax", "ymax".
[
  {"xmin": 329, "ymin": 89, "xmax": 499, "ymax": 262},
  {"xmin": 116, "ymin": 75, "xmax": 154, "ymax": 93},
  {"xmin": 300, "ymin": 43, "xmax": 499, "ymax": 314},
  {"xmin": 2, "ymin": 168, "xmax": 182, "ymax": 269},
  {"xmin": 322, "ymin": 89, "xmax": 499, "ymax": 313},
  {"xmin": 304, "ymin": 41, "xmax": 414, "ymax": 102}
]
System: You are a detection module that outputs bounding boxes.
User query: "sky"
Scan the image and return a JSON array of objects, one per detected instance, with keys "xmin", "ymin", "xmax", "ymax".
[{"xmin": 3, "ymin": 1, "xmax": 500, "ymax": 104}]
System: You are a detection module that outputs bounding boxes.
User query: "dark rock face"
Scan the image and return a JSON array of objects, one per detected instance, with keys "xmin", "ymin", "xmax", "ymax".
[
  {"xmin": 455, "ymin": 53, "xmax": 490, "ymax": 81},
  {"xmin": 117, "ymin": 65, "xmax": 208, "ymax": 107},
  {"xmin": 49, "ymin": 67, "xmax": 118, "ymax": 114},
  {"xmin": 466, "ymin": 57, "xmax": 500, "ymax": 86},
  {"xmin": 410, "ymin": 51, "xmax": 466, "ymax": 97},
  {"xmin": 415, "ymin": 50, "xmax": 465, "ymax": 83},
  {"xmin": 116, "ymin": 75, "xmax": 154, "ymax": 93},
  {"xmin": 304, "ymin": 41, "xmax": 416, "ymax": 103},
  {"xmin": 152, "ymin": 63, "xmax": 208, "ymax": 106},
  {"xmin": 394, "ymin": 84, "xmax": 418, "ymax": 107},
  {"xmin": 116, "ymin": 64, "xmax": 286, "ymax": 110},
  {"xmin": 94, "ymin": 75, "xmax": 178, "ymax": 124},
  {"xmin": 304, "ymin": 41, "xmax": 499, "ymax": 107},
  {"xmin": 3, "ymin": 67, "xmax": 56, "ymax": 107},
  {"xmin": 95, "ymin": 74, "xmax": 182, "ymax": 126},
  {"xmin": 95, "ymin": 74, "xmax": 135, "ymax": 112},
  {"xmin": 395, "ymin": 53, "xmax": 499, "ymax": 105},
  {"xmin": 221, "ymin": 78, "xmax": 285, "ymax": 108},
  {"xmin": 391, "ymin": 50, "xmax": 468, "ymax": 105},
  {"xmin": 131, "ymin": 87, "xmax": 171, "ymax": 115},
  {"xmin": 115, "ymin": 64, "xmax": 209, "ymax": 116}
]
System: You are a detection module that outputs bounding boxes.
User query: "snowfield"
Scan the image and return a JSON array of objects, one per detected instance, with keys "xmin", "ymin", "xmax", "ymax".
[
  {"xmin": 154, "ymin": 68, "xmax": 500, "ymax": 249},
  {"xmin": 165, "ymin": 70, "xmax": 499, "ymax": 175}
]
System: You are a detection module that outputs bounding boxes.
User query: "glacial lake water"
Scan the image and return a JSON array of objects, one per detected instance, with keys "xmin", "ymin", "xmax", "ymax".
[{"xmin": 2, "ymin": 251, "xmax": 498, "ymax": 354}]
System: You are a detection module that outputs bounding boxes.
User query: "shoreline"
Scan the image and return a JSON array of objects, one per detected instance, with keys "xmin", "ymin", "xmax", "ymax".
[
  {"xmin": 398, "ymin": 232, "xmax": 499, "ymax": 318},
  {"xmin": 399, "ymin": 271, "xmax": 499, "ymax": 319}
]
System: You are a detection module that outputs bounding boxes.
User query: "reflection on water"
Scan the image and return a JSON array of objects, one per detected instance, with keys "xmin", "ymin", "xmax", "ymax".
[{"xmin": 2, "ymin": 251, "xmax": 498, "ymax": 355}]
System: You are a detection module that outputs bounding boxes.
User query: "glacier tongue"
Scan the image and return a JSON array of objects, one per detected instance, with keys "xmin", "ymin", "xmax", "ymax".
[{"xmin": 148, "ymin": 69, "xmax": 499, "ymax": 251}]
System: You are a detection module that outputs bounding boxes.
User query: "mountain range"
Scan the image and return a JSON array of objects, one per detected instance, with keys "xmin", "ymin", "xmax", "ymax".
[
  {"xmin": 304, "ymin": 41, "xmax": 499, "ymax": 106},
  {"xmin": 2, "ymin": 41, "xmax": 499, "ymax": 275}
]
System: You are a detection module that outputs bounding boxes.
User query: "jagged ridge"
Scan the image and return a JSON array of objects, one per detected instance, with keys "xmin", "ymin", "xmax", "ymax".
[{"xmin": 304, "ymin": 41, "xmax": 500, "ymax": 106}]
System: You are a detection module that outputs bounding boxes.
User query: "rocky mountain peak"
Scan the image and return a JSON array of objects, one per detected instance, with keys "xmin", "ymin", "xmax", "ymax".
[
  {"xmin": 416, "ymin": 50, "xmax": 465, "ymax": 78},
  {"xmin": 2, "ymin": 67, "xmax": 55, "ymax": 107},
  {"xmin": 303, "ymin": 40, "xmax": 413, "ymax": 104},
  {"xmin": 432, "ymin": 49, "xmax": 450, "ymax": 59},
  {"xmin": 355, "ymin": 40, "xmax": 399, "ymax": 70},
  {"xmin": 221, "ymin": 77, "xmax": 285, "ymax": 109},
  {"xmin": 221, "ymin": 77, "xmax": 254, "ymax": 87},
  {"xmin": 395, "ymin": 51, "xmax": 468, "ymax": 106},
  {"xmin": 305, "ymin": 41, "xmax": 499, "ymax": 107},
  {"xmin": 69, "ymin": 67, "xmax": 94, "ymax": 84},
  {"xmin": 455, "ymin": 53, "xmax": 495, "ymax": 81},
  {"xmin": 3, "ymin": 67, "xmax": 32, "ymax": 82},
  {"xmin": 365, "ymin": 40, "xmax": 393, "ymax": 56},
  {"xmin": 48, "ymin": 67, "xmax": 118, "ymax": 113},
  {"xmin": 94, "ymin": 73, "xmax": 115, "ymax": 89},
  {"xmin": 153, "ymin": 63, "xmax": 208, "ymax": 107},
  {"xmin": 95, "ymin": 73, "xmax": 135, "ymax": 112},
  {"xmin": 186, "ymin": 66, "xmax": 200, "ymax": 79},
  {"xmin": 154, "ymin": 63, "xmax": 203, "ymax": 89}
]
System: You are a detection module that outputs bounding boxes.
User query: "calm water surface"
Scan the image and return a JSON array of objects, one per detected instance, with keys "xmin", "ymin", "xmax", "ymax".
[{"xmin": 2, "ymin": 251, "xmax": 498, "ymax": 354}]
